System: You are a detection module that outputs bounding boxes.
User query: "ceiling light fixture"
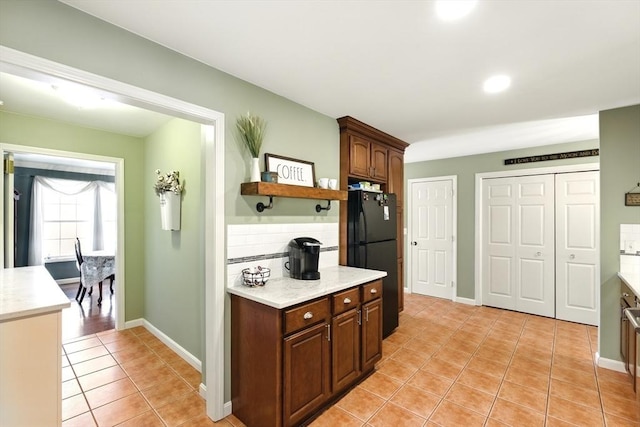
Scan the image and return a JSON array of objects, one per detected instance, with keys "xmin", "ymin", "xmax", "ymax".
[
  {"xmin": 483, "ymin": 75, "xmax": 511, "ymax": 94},
  {"xmin": 435, "ymin": 0, "xmax": 478, "ymax": 21},
  {"xmin": 52, "ymin": 84, "xmax": 106, "ymax": 109}
]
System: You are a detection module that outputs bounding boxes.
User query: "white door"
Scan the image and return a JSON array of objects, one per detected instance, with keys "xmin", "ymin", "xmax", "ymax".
[
  {"xmin": 482, "ymin": 175, "xmax": 555, "ymax": 317},
  {"xmin": 555, "ymin": 171, "xmax": 599, "ymax": 325},
  {"xmin": 410, "ymin": 179, "xmax": 454, "ymax": 299}
]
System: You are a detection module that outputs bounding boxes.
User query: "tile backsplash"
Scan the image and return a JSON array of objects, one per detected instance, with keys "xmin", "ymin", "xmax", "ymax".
[
  {"xmin": 620, "ymin": 224, "xmax": 640, "ymax": 274},
  {"xmin": 227, "ymin": 222, "xmax": 339, "ymax": 287}
]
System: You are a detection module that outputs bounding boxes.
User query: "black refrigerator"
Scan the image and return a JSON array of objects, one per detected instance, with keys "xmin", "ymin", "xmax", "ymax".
[{"xmin": 347, "ymin": 190, "xmax": 398, "ymax": 338}]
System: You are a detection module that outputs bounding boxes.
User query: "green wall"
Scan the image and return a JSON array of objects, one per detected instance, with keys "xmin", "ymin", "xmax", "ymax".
[
  {"xmin": 599, "ymin": 104, "xmax": 640, "ymax": 361},
  {"xmin": 144, "ymin": 118, "xmax": 204, "ymax": 361},
  {"xmin": 405, "ymin": 139, "xmax": 600, "ymax": 299},
  {"xmin": 0, "ymin": 111, "xmax": 146, "ymax": 320}
]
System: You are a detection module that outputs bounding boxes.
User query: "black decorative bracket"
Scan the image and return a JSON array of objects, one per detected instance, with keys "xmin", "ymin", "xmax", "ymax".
[
  {"xmin": 256, "ymin": 196, "xmax": 274, "ymax": 212},
  {"xmin": 315, "ymin": 200, "xmax": 332, "ymax": 212}
]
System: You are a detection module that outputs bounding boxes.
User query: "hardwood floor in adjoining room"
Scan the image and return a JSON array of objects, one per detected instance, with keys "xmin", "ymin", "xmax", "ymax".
[
  {"xmin": 60, "ymin": 282, "xmax": 115, "ymax": 341},
  {"xmin": 60, "ymin": 293, "xmax": 637, "ymax": 426}
]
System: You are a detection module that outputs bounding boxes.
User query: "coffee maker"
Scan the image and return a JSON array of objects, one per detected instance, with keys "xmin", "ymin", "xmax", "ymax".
[{"xmin": 287, "ymin": 237, "xmax": 322, "ymax": 280}]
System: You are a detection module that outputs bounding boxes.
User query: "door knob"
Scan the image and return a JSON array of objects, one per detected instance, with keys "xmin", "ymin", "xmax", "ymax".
[
  {"xmin": 535, "ymin": 252, "xmax": 542, "ymax": 257},
  {"xmin": 569, "ymin": 254, "xmax": 575, "ymax": 259},
  {"xmin": 411, "ymin": 241, "xmax": 417, "ymax": 246}
]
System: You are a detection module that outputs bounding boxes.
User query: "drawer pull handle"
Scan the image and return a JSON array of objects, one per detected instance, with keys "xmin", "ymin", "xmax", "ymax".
[
  {"xmin": 370, "ymin": 288, "xmax": 378, "ymax": 294},
  {"xmin": 303, "ymin": 311, "xmax": 313, "ymax": 320},
  {"xmin": 344, "ymin": 297, "xmax": 352, "ymax": 304}
]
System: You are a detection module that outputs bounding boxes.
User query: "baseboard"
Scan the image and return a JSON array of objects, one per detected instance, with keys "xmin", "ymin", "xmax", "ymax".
[
  {"xmin": 199, "ymin": 383, "xmax": 206, "ymax": 399},
  {"xmin": 123, "ymin": 318, "xmax": 201, "ymax": 372},
  {"xmin": 595, "ymin": 352, "xmax": 626, "ymax": 373},
  {"xmin": 454, "ymin": 296, "xmax": 477, "ymax": 306},
  {"xmin": 223, "ymin": 401, "xmax": 233, "ymax": 418}
]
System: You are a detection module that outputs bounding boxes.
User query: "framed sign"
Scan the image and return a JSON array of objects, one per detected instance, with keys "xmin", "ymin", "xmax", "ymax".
[{"xmin": 265, "ymin": 153, "xmax": 316, "ymax": 187}]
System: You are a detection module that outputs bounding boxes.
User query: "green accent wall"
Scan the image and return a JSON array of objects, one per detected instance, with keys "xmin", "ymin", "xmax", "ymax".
[
  {"xmin": 0, "ymin": 111, "xmax": 146, "ymax": 320},
  {"xmin": 144, "ymin": 118, "xmax": 204, "ymax": 362},
  {"xmin": 599, "ymin": 104, "xmax": 640, "ymax": 361},
  {"xmin": 405, "ymin": 139, "xmax": 599, "ymax": 300}
]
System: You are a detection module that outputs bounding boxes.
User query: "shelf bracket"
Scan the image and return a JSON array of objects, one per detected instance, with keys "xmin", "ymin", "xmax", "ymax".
[
  {"xmin": 315, "ymin": 200, "xmax": 331, "ymax": 213},
  {"xmin": 256, "ymin": 196, "xmax": 274, "ymax": 213}
]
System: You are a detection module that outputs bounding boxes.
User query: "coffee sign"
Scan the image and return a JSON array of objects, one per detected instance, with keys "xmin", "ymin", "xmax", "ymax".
[{"xmin": 265, "ymin": 153, "xmax": 316, "ymax": 187}]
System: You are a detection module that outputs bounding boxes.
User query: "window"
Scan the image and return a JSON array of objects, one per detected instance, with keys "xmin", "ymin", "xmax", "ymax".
[
  {"xmin": 41, "ymin": 185, "xmax": 94, "ymax": 259},
  {"xmin": 29, "ymin": 177, "xmax": 116, "ymax": 264}
]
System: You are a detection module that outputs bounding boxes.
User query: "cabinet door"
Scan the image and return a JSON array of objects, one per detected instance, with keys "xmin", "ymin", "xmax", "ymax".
[
  {"xmin": 349, "ymin": 136, "xmax": 370, "ymax": 178},
  {"xmin": 621, "ymin": 299, "xmax": 630, "ymax": 367},
  {"xmin": 332, "ymin": 309, "xmax": 361, "ymax": 393},
  {"xmin": 361, "ymin": 299, "xmax": 382, "ymax": 372},
  {"xmin": 370, "ymin": 143, "xmax": 388, "ymax": 181},
  {"xmin": 387, "ymin": 149, "xmax": 404, "ymax": 204},
  {"xmin": 284, "ymin": 322, "xmax": 330, "ymax": 426}
]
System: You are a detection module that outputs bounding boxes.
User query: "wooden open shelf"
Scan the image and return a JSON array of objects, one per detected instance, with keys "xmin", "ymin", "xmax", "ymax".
[
  {"xmin": 241, "ymin": 182, "xmax": 347, "ymax": 213},
  {"xmin": 241, "ymin": 182, "xmax": 347, "ymax": 201}
]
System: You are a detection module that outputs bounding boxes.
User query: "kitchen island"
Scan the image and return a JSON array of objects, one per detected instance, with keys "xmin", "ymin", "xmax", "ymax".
[
  {"xmin": 0, "ymin": 266, "xmax": 70, "ymax": 427},
  {"xmin": 228, "ymin": 265, "xmax": 387, "ymax": 427}
]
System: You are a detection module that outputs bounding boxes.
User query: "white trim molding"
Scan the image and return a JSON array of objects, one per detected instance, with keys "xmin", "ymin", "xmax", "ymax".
[{"xmin": 595, "ymin": 353, "xmax": 626, "ymax": 373}]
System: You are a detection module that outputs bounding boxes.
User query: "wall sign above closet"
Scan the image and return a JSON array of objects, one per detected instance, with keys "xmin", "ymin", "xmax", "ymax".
[
  {"xmin": 625, "ymin": 183, "xmax": 640, "ymax": 206},
  {"xmin": 504, "ymin": 148, "xmax": 599, "ymax": 165}
]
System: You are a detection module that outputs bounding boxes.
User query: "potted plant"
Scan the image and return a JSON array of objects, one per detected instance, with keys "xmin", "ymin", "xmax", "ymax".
[
  {"xmin": 235, "ymin": 112, "xmax": 267, "ymax": 182},
  {"xmin": 154, "ymin": 169, "xmax": 184, "ymax": 230}
]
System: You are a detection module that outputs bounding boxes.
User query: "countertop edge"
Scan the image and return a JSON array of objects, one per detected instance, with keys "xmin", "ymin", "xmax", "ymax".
[
  {"xmin": 0, "ymin": 301, "xmax": 71, "ymax": 323},
  {"xmin": 227, "ymin": 266, "xmax": 387, "ymax": 309},
  {"xmin": 619, "ymin": 272, "xmax": 640, "ymax": 299}
]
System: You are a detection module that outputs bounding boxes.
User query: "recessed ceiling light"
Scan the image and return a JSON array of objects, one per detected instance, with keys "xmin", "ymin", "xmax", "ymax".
[
  {"xmin": 435, "ymin": 0, "xmax": 478, "ymax": 21},
  {"xmin": 483, "ymin": 75, "xmax": 511, "ymax": 93}
]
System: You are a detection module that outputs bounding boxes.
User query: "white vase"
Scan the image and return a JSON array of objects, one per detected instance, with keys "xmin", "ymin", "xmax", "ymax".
[
  {"xmin": 250, "ymin": 157, "xmax": 261, "ymax": 182},
  {"xmin": 159, "ymin": 191, "xmax": 181, "ymax": 231}
]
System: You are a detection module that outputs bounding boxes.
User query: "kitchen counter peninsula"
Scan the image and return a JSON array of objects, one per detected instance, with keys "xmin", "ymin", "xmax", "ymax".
[
  {"xmin": 0, "ymin": 266, "xmax": 70, "ymax": 427},
  {"xmin": 226, "ymin": 264, "xmax": 387, "ymax": 308},
  {"xmin": 619, "ymin": 271, "xmax": 640, "ymax": 299},
  {"xmin": 229, "ymin": 265, "xmax": 388, "ymax": 427}
]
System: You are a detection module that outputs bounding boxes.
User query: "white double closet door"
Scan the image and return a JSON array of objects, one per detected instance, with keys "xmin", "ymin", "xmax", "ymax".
[{"xmin": 482, "ymin": 171, "xmax": 599, "ymax": 325}]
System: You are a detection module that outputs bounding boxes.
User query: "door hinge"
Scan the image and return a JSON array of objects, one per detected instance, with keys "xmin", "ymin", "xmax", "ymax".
[
  {"xmin": 451, "ymin": 281, "xmax": 455, "ymax": 287},
  {"xmin": 451, "ymin": 235, "xmax": 455, "ymax": 242},
  {"xmin": 4, "ymin": 158, "xmax": 14, "ymax": 174}
]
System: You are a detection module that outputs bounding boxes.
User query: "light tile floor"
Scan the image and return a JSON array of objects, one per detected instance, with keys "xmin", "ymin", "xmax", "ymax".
[{"xmin": 61, "ymin": 294, "xmax": 637, "ymax": 426}]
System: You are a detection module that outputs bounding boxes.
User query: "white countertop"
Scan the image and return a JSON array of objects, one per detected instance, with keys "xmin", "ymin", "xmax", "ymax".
[
  {"xmin": 227, "ymin": 265, "xmax": 387, "ymax": 309},
  {"xmin": 619, "ymin": 271, "xmax": 640, "ymax": 300},
  {"xmin": 0, "ymin": 266, "xmax": 71, "ymax": 322}
]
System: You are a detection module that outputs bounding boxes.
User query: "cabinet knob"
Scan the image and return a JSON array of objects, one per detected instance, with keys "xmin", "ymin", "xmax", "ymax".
[
  {"xmin": 370, "ymin": 288, "xmax": 377, "ymax": 294},
  {"xmin": 303, "ymin": 311, "xmax": 313, "ymax": 320},
  {"xmin": 344, "ymin": 297, "xmax": 352, "ymax": 304}
]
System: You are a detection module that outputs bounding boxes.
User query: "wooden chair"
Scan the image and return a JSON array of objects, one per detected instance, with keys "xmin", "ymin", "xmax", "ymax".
[{"xmin": 74, "ymin": 238, "xmax": 88, "ymax": 303}]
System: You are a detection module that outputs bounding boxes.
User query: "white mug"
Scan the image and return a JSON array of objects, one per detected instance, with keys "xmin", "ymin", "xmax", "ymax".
[
  {"xmin": 328, "ymin": 179, "xmax": 338, "ymax": 190},
  {"xmin": 318, "ymin": 178, "xmax": 329, "ymax": 189}
]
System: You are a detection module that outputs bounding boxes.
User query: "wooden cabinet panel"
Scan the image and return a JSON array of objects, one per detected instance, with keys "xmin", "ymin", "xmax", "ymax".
[
  {"xmin": 361, "ymin": 298, "xmax": 382, "ymax": 372},
  {"xmin": 362, "ymin": 280, "xmax": 382, "ymax": 303},
  {"xmin": 331, "ymin": 309, "xmax": 361, "ymax": 393},
  {"xmin": 370, "ymin": 143, "xmax": 388, "ymax": 181},
  {"xmin": 349, "ymin": 136, "xmax": 370, "ymax": 178},
  {"xmin": 333, "ymin": 288, "xmax": 360, "ymax": 315},
  {"xmin": 285, "ymin": 298, "xmax": 330, "ymax": 335},
  {"xmin": 284, "ymin": 322, "xmax": 331, "ymax": 426},
  {"xmin": 387, "ymin": 149, "xmax": 404, "ymax": 203}
]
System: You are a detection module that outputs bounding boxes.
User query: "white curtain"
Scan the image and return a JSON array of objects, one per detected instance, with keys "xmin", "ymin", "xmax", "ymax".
[{"xmin": 28, "ymin": 177, "xmax": 115, "ymax": 266}]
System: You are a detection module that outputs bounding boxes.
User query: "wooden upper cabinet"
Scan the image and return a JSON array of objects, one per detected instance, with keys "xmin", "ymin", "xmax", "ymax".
[
  {"xmin": 349, "ymin": 136, "xmax": 371, "ymax": 178},
  {"xmin": 348, "ymin": 136, "xmax": 388, "ymax": 181},
  {"xmin": 370, "ymin": 143, "xmax": 388, "ymax": 181},
  {"xmin": 387, "ymin": 149, "xmax": 404, "ymax": 203}
]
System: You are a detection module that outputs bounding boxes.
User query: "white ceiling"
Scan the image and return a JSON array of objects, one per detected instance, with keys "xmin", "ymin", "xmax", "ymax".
[{"xmin": 11, "ymin": 1, "xmax": 640, "ymax": 161}]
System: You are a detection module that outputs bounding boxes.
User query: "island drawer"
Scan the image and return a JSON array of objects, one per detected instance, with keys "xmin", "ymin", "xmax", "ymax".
[
  {"xmin": 362, "ymin": 280, "xmax": 382, "ymax": 303},
  {"xmin": 284, "ymin": 297, "xmax": 330, "ymax": 335}
]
